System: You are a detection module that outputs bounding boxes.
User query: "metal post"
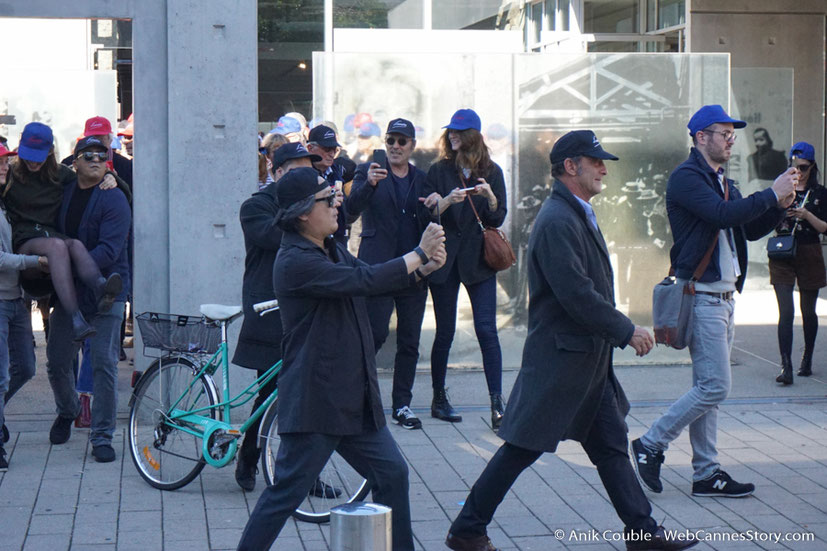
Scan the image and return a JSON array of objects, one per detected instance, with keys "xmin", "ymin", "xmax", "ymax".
[{"xmin": 330, "ymin": 502, "xmax": 392, "ymax": 551}]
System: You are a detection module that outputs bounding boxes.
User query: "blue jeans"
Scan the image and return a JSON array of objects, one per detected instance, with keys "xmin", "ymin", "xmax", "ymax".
[
  {"xmin": 0, "ymin": 298, "xmax": 37, "ymax": 431},
  {"xmin": 46, "ymin": 302, "xmax": 125, "ymax": 447},
  {"xmin": 429, "ymin": 267, "xmax": 502, "ymax": 394},
  {"xmin": 641, "ymin": 293, "xmax": 734, "ymax": 481}
]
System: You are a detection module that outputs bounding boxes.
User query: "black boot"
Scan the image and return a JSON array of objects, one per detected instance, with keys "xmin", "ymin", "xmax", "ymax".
[
  {"xmin": 95, "ymin": 273, "xmax": 123, "ymax": 314},
  {"xmin": 490, "ymin": 393, "xmax": 505, "ymax": 431},
  {"xmin": 234, "ymin": 452, "xmax": 257, "ymax": 492},
  {"xmin": 798, "ymin": 349, "xmax": 813, "ymax": 377},
  {"xmin": 775, "ymin": 354, "xmax": 793, "ymax": 385},
  {"xmin": 72, "ymin": 311, "xmax": 96, "ymax": 342},
  {"xmin": 431, "ymin": 388, "xmax": 462, "ymax": 422}
]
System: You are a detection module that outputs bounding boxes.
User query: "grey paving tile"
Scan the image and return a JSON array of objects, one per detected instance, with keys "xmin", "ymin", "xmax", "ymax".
[
  {"xmin": 27, "ymin": 513, "xmax": 74, "ymax": 535},
  {"xmin": 21, "ymin": 534, "xmax": 71, "ymax": 551}
]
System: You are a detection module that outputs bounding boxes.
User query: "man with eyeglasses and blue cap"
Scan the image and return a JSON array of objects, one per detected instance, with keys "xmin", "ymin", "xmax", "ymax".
[{"xmin": 631, "ymin": 105, "xmax": 797, "ymax": 500}]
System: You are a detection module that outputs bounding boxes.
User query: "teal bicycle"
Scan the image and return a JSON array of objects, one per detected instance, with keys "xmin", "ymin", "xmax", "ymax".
[{"xmin": 128, "ymin": 301, "xmax": 370, "ymax": 523}]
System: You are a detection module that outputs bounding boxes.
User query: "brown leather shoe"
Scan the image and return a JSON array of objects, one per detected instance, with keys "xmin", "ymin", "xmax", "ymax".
[{"xmin": 445, "ymin": 532, "xmax": 499, "ymax": 551}]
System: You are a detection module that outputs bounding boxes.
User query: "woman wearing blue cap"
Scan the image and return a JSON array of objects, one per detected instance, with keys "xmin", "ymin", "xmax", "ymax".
[
  {"xmin": 422, "ymin": 108, "xmax": 508, "ymax": 430},
  {"xmin": 2, "ymin": 122, "xmax": 124, "ymax": 342},
  {"xmin": 769, "ymin": 141, "xmax": 826, "ymax": 384}
]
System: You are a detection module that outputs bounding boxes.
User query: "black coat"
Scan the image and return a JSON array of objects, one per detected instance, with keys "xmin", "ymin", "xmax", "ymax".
[
  {"xmin": 232, "ymin": 184, "xmax": 283, "ymax": 371},
  {"xmin": 346, "ymin": 161, "xmax": 429, "ymax": 267},
  {"xmin": 422, "ymin": 159, "xmax": 507, "ymax": 285},
  {"xmin": 273, "ymin": 232, "xmax": 415, "ymax": 435},
  {"xmin": 497, "ymin": 181, "xmax": 634, "ymax": 453}
]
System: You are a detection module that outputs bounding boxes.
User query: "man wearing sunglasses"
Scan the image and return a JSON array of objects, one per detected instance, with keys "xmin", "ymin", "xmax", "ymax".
[
  {"xmin": 46, "ymin": 136, "xmax": 131, "ymax": 464},
  {"xmin": 346, "ymin": 118, "xmax": 430, "ymax": 430},
  {"xmin": 307, "ymin": 124, "xmax": 355, "ymax": 246},
  {"xmin": 237, "ymin": 167, "xmax": 446, "ymax": 551}
]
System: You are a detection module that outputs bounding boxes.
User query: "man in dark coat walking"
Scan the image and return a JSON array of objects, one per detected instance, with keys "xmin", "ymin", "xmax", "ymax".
[{"xmin": 445, "ymin": 131, "xmax": 696, "ymax": 551}]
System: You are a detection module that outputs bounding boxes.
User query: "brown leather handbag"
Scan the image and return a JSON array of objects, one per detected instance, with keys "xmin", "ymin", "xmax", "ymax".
[{"xmin": 466, "ymin": 195, "xmax": 516, "ymax": 272}]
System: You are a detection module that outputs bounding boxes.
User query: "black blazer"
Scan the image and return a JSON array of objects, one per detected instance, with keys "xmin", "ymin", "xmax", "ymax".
[
  {"xmin": 422, "ymin": 159, "xmax": 507, "ymax": 285},
  {"xmin": 346, "ymin": 161, "xmax": 429, "ymax": 267},
  {"xmin": 497, "ymin": 180, "xmax": 634, "ymax": 453},
  {"xmin": 232, "ymin": 184, "xmax": 283, "ymax": 371}
]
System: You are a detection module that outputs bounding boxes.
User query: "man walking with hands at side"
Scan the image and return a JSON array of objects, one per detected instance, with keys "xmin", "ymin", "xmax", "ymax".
[
  {"xmin": 632, "ymin": 105, "xmax": 796, "ymax": 498},
  {"xmin": 446, "ymin": 131, "xmax": 695, "ymax": 551}
]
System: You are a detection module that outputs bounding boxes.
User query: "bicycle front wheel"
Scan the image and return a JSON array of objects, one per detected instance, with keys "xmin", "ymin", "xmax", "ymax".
[
  {"xmin": 259, "ymin": 399, "xmax": 371, "ymax": 523},
  {"xmin": 128, "ymin": 356, "xmax": 218, "ymax": 490}
]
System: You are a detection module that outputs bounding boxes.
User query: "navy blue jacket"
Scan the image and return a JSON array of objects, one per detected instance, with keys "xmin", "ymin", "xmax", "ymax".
[
  {"xmin": 667, "ymin": 148, "xmax": 784, "ymax": 292},
  {"xmin": 58, "ymin": 180, "xmax": 131, "ymax": 316},
  {"xmin": 346, "ymin": 161, "xmax": 428, "ymax": 269}
]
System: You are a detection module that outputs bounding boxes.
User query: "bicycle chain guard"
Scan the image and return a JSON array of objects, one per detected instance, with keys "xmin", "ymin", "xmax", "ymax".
[{"xmin": 202, "ymin": 422, "xmax": 239, "ymax": 468}]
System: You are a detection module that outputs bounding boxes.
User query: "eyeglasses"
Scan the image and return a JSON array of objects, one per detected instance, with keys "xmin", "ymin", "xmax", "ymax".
[
  {"xmin": 385, "ymin": 137, "xmax": 409, "ymax": 147},
  {"xmin": 314, "ymin": 191, "xmax": 337, "ymax": 208},
  {"xmin": 77, "ymin": 151, "xmax": 107, "ymax": 162},
  {"xmin": 795, "ymin": 163, "xmax": 813, "ymax": 172},
  {"xmin": 704, "ymin": 129, "xmax": 737, "ymax": 143}
]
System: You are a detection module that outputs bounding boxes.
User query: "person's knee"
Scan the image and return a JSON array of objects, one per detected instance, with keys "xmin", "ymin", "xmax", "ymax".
[{"xmin": 698, "ymin": 379, "xmax": 729, "ymax": 404}]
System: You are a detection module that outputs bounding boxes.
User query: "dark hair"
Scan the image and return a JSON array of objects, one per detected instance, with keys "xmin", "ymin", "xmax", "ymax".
[
  {"xmin": 438, "ymin": 128, "xmax": 492, "ymax": 181},
  {"xmin": 8, "ymin": 148, "xmax": 60, "ymax": 192},
  {"xmin": 551, "ymin": 156, "xmax": 582, "ymax": 178},
  {"xmin": 753, "ymin": 127, "xmax": 772, "ymax": 148},
  {"xmin": 800, "ymin": 162, "xmax": 821, "ymax": 190},
  {"xmin": 276, "ymin": 195, "xmax": 315, "ymax": 233}
]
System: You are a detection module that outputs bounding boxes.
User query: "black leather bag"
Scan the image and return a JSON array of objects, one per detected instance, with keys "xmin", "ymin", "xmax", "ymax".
[{"xmin": 767, "ymin": 234, "xmax": 796, "ymax": 260}]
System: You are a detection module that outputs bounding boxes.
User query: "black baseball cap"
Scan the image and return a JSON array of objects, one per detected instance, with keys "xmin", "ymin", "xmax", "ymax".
[
  {"xmin": 272, "ymin": 142, "xmax": 321, "ymax": 170},
  {"xmin": 275, "ymin": 167, "xmax": 329, "ymax": 210},
  {"xmin": 74, "ymin": 135, "xmax": 107, "ymax": 156},
  {"xmin": 549, "ymin": 130, "xmax": 619, "ymax": 164},
  {"xmin": 386, "ymin": 118, "xmax": 415, "ymax": 138},
  {"xmin": 307, "ymin": 125, "xmax": 341, "ymax": 148}
]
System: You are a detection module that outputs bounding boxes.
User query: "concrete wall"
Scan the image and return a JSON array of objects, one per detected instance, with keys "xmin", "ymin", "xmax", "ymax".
[{"xmin": 689, "ymin": 0, "xmax": 827, "ymax": 168}]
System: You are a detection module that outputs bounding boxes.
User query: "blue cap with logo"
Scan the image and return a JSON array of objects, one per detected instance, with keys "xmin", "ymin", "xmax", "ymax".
[
  {"xmin": 550, "ymin": 130, "xmax": 619, "ymax": 164},
  {"xmin": 271, "ymin": 116, "xmax": 303, "ymax": 136},
  {"xmin": 790, "ymin": 141, "xmax": 815, "ymax": 162},
  {"xmin": 272, "ymin": 142, "xmax": 321, "ymax": 170},
  {"xmin": 386, "ymin": 118, "xmax": 415, "ymax": 138},
  {"xmin": 18, "ymin": 122, "xmax": 54, "ymax": 163},
  {"xmin": 443, "ymin": 109, "xmax": 481, "ymax": 132},
  {"xmin": 307, "ymin": 124, "xmax": 341, "ymax": 148},
  {"xmin": 687, "ymin": 104, "xmax": 746, "ymax": 136},
  {"xmin": 74, "ymin": 135, "xmax": 107, "ymax": 156}
]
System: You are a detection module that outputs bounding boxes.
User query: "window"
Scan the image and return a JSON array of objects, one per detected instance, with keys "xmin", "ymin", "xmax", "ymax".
[{"xmin": 583, "ymin": 0, "xmax": 639, "ymax": 34}]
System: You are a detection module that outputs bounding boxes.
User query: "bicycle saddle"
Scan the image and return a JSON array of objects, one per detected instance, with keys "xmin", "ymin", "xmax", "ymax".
[{"xmin": 200, "ymin": 304, "xmax": 242, "ymax": 321}]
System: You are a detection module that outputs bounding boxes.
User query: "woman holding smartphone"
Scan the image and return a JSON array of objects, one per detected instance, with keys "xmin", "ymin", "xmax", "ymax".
[
  {"xmin": 421, "ymin": 109, "xmax": 507, "ymax": 430},
  {"xmin": 770, "ymin": 142, "xmax": 827, "ymax": 384}
]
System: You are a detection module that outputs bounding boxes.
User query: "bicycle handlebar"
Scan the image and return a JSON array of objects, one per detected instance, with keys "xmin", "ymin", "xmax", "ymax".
[{"xmin": 253, "ymin": 299, "xmax": 279, "ymax": 314}]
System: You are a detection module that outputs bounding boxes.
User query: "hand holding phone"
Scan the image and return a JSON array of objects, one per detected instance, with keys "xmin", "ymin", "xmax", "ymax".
[{"xmin": 459, "ymin": 186, "xmax": 477, "ymax": 193}]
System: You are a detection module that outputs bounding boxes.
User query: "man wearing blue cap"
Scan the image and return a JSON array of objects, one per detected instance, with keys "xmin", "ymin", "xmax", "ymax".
[
  {"xmin": 632, "ymin": 105, "xmax": 797, "ymax": 499},
  {"xmin": 307, "ymin": 124, "xmax": 355, "ymax": 245},
  {"xmin": 446, "ymin": 131, "xmax": 695, "ymax": 551}
]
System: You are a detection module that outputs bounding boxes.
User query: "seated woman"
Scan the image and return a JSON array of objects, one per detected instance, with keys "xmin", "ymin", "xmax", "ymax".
[{"xmin": 2, "ymin": 122, "xmax": 122, "ymax": 341}]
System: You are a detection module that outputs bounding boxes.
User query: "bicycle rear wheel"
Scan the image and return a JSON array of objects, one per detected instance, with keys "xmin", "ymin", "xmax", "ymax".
[
  {"xmin": 259, "ymin": 399, "xmax": 370, "ymax": 523},
  {"xmin": 128, "ymin": 356, "xmax": 218, "ymax": 490}
]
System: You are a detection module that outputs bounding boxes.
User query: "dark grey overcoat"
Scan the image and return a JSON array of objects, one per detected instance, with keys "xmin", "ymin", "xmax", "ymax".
[{"xmin": 497, "ymin": 180, "xmax": 635, "ymax": 453}]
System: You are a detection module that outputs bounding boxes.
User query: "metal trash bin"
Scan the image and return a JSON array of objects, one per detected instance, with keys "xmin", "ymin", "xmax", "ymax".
[{"xmin": 330, "ymin": 502, "xmax": 392, "ymax": 551}]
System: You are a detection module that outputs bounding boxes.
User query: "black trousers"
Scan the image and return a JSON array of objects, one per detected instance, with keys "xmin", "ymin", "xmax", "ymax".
[
  {"xmin": 238, "ymin": 368, "xmax": 278, "ymax": 465},
  {"xmin": 450, "ymin": 383, "xmax": 657, "ymax": 538},
  {"xmin": 365, "ymin": 290, "xmax": 427, "ymax": 410},
  {"xmin": 237, "ymin": 425, "xmax": 414, "ymax": 551}
]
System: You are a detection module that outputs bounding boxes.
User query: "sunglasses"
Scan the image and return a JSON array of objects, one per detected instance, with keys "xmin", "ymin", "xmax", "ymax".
[
  {"xmin": 314, "ymin": 190, "xmax": 337, "ymax": 208},
  {"xmin": 385, "ymin": 137, "xmax": 409, "ymax": 147},
  {"xmin": 76, "ymin": 151, "xmax": 107, "ymax": 162},
  {"xmin": 796, "ymin": 163, "xmax": 813, "ymax": 172}
]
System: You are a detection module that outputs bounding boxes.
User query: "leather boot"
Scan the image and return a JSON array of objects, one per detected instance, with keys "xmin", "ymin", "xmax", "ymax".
[
  {"xmin": 490, "ymin": 393, "xmax": 505, "ymax": 431},
  {"xmin": 431, "ymin": 388, "xmax": 462, "ymax": 422},
  {"xmin": 95, "ymin": 273, "xmax": 123, "ymax": 314},
  {"xmin": 72, "ymin": 311, "xmax": 96, "ymax": 342},
  {"xmin": 798, "ymin": 349, "xmax": 813, "ymax": 377},
  {"xmin": 775, "ymin": 354, "xmax": 793, "ymax": 385}
]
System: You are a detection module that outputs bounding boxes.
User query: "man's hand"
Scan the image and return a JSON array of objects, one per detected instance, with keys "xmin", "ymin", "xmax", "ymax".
[
  {"xmin": 418, "ymin": 223, "xmax": 446, "ymax": 259},
  {"xmin": 38, "ymin": 256, "xmax": 49, "ymax": 273},
  {"xmin": 419, "ymin": 192, "xmax": 442, "ymax": 209},
  {"xmin": 629, "ymin": 326, "xmax": 654, "ymax": 357},
  {"xmin": 100, "ymin": 173, "xmax": 118, "ymax": 190},
  {"xmin": 366, "ymin": 162, "xmax": 387, "ymax": 187},
  {"xmin": 772, "ymin": 168, "xmax": 797, "ymax": 207},
  {"xmin": 419, "ymin": 243, "xmax": 447, "ymax": 276}
]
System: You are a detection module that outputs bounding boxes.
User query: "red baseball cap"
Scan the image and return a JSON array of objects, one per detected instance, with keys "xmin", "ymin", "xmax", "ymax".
[
  {"xmin": 0, "ymin": 143, "xmax": 17, "ymax": 157},
  {"xmin": 83, "ymin": 116, "xmax": 112, "ymax": 137},
  {"xmin": 117, "ymin": 123, "xmax": 134, "ymax": 138}
]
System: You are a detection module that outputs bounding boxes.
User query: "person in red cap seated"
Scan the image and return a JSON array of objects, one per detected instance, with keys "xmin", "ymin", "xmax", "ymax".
[
  {"xmin": 61, "ymin": 116, "xmax": 132, "ymax": 192},
  {"xmin": 1, "ymin": 122, "xmax": 126, "ymax": 342}
]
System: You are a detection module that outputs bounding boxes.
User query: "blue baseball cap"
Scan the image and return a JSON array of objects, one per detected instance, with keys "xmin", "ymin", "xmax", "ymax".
[
  {"xmin": 444, "ymin": 109, "xmax": 481, "ymax": 132},
  {"xmin": 271, "ymin": 116, "xmax": 303, "ymax": 136},
  {"xmin": 386, "ymin": 118, "xmax": 415, "ymax": 138},
  {"xmin": 307, "ymin": 124, "xmax": 341, "ymax": 148},
  {"xmin": 687, "ymin": 105, "xmax": 746, "ymax": 136},
  {"xmin": 358, "ymin": 122, "xmax": 381, "ymax": 138},
  {"xmin": 790, "ymin": 141, "xmax": 815, "ymax": 162},
  {"xmin": 18, "ymin": 122, "xmax": 54, "ymax": 163},
  {"xmin": 272, "ymin": 142, "xmax": 321, "ymax": 170},
  {"xmin": 74, "ymin": 135, "xmax": 107, "ymax": 156}
]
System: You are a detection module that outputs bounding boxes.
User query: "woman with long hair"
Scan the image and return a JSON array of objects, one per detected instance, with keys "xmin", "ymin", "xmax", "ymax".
[
  {"xmin": 770, "ymin": 142, "xmax": 827, "ymax": 384},
  {"xmin": 2, "ymin": 123, "xmax": 122, "ymax": 342},
  {"xmin": 422, "ymin": 109, "xmax": 507, "ymax": 430}
]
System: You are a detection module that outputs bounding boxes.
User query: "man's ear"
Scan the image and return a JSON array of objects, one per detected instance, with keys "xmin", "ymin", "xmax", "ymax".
[{"xmin": 564, "ymin": 158, "xmax": 578, "ymax": 176}]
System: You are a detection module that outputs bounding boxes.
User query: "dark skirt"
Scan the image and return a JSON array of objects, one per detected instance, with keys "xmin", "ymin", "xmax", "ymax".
[
  {"xmin": 12, "ymin": 223, "xmax": 68, "ymax": 252},
  {"xmin": 769, "ymin": 242, "xmax": 827, "ymax": 290}
]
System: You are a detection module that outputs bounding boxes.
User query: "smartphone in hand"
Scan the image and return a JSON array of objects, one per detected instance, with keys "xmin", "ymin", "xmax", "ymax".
[
  {"xmin": 373, "ymin": 149, "xmax": 387, "ymax": 167},
  {"xmin": 459, "ymin": 186, "xmax": 477, "ymax": 192}
]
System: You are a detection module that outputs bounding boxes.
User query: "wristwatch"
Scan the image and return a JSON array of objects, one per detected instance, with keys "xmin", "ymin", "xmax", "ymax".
[{"xmin": 413, "ymin": 246, "xmax": 429, "ymax": 264}]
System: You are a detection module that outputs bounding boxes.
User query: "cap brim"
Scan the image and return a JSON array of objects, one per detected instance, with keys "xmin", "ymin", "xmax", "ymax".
[
  {"xmin": 0, "ymin": 151, "xmax": 17, "ymax": 158},
  {"xmin": 17, "ymin": 145, "xmax": 49, "ymax": 163},
  {"xmin": 593, "ymin": 149, "xmax": 619, "ymax": 161},
  {"xmin": 274, "ymin": 153, "xmax": 322, "ymax": 170}
]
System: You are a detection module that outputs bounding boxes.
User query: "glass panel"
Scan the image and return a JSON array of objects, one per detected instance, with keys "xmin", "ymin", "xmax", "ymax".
[
  {"xmin": 559, "ymin": 0, "xmax": 570, "ymax": 30},
  {"xmin": 313, "ymin": 52, "xmax": 729, "ymax": 344},
  {"xmin": 544, "ymin": 0, "xmax": 556, "ymax": 31},
  {"xmin": 584, "ymin": 0, "xmax": 639, "ymax": 33},
  {"xmin": 528, "ymin": 2, "xmax": 542, "ymax": 44},
  {"xmin": 587, "ymin": 40, "xmax": 639, "ymax": 52},
  {"xmin": 431, "ymin": 0, "xmax": 500, "ymax": 30},
  {"xmin": 658, "ymin": 0, "xmax": 685, "ymax": 29},
  {"xmin": 334, "ymin": 0, "xmax": 425, "ymax": 29}
]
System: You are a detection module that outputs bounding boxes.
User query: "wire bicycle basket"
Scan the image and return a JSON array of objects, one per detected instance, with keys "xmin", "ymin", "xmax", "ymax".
[{"xmin": 136, "ymin": 312, "xmax": 221, "ymax": 356}]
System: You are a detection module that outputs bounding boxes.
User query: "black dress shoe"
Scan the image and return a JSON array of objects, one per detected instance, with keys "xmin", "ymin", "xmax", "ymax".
[
  {"xmin": 92, "ymin": 444, "xmax": 116, "ymax": 463},
  {"xmin": 490, "ymin": 393, "xmax": 505, "ymax": 431},
  {"xmin": 309, "ymin": 478, "xmax": 342, "ymax": 498},
  {"xmin": 235, "ymin": 456, "xmax": 257, "ymax": 492},
  {"xmin": 626, "ymin": 526, "xmax": 698, "ymax": 550},
  {"xmin": 445, "ymin": 532, "xmax": 499, "ymax": 551},
  {"xmin": 432, "ymin": 388, "xmax": 462, "ymax": 422}
]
